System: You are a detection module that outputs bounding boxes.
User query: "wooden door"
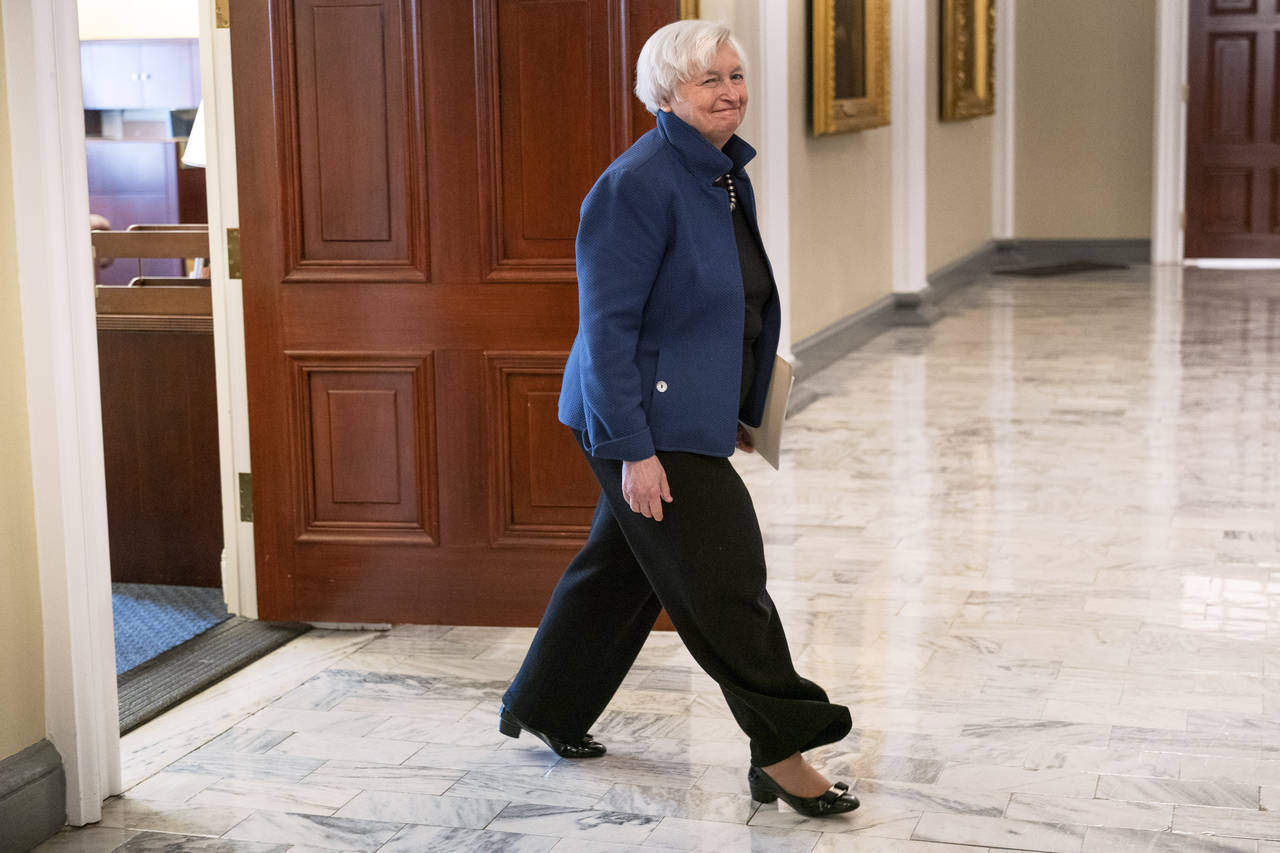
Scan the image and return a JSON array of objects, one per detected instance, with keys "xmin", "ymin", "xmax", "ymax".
[
  {"xmin": 230, "ymin": 0, "xmax": 683, "ymax": 624},
  {"xmin": 1186, "ymin": 0, "xmax": 1280, "ymax": 258}
]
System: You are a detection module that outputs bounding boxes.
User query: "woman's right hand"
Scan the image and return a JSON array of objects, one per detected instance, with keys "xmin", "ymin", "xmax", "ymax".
[{"xmin": 621, "ymin": 455, "xmax": 673, "ymax": 521}]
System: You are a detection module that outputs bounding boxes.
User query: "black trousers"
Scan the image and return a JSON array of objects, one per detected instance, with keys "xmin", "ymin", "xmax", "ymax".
[{"xmin": 502, "ymin": 434, "xmax": 851, "ymax": 767}]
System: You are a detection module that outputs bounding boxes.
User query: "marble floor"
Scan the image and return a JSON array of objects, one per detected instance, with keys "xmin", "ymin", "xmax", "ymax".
[{"xmin": 38, "ymin": 265, "xmax": 1280, "ymax": 852}]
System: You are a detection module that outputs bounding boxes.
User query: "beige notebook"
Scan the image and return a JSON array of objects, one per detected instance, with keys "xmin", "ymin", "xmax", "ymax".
[{"xmin": 740, "ymin": 355, "xmax": 794, "ymax": 470}]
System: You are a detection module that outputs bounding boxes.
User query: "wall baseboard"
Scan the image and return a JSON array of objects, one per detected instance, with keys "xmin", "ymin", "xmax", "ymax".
[
  {"xmin": 928, "ymin": 241, "xmax": 1005, "ymax": 302},
  {"xmin": 791, "ymin": 238, "xmax": 1152, "ymax": 383},
  {"xmin": 993, "ymin": 238, "xmax": 1152, "ymax": 268},
  {"xmin": 791, "ymin": 294, "xmax": 897, "ymax": 383},
  {"xmin": 0, "ymin": 740, "xmax": 66, "ymax": 852}
]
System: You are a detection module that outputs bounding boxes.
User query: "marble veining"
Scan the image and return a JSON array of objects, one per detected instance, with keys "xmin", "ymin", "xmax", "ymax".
[{"xmin": 38, "ymin": 268, "xmax": 1280, "ymax": 852}]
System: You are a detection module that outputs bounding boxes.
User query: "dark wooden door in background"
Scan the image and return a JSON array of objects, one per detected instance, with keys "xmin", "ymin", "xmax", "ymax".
[
  {"xmin": 231, "ymin": 0, "xmax": 683, "ymax": 624},
  {"xmin": 1186, "ymin": 0, "xmax": 1280, "ymax": 258}
]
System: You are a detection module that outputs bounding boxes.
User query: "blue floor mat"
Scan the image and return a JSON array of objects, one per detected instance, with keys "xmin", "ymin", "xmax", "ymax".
[{"xmin": 112, "ymin": 584, "xmax": 230, "ymax": 675}]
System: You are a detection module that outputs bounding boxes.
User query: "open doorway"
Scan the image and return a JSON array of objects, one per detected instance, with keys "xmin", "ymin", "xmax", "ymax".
[
  {"xmin": 77, "ymin": 0, "xmax": 304, "ymax": 734},
  {"xmin": 78, "ymin": 0, "xmax": 226, "ymax": 678}
]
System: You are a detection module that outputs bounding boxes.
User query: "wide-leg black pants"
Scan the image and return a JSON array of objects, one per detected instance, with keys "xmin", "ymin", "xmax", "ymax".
[{"xmin": 502, "ymin": 435, "xmax": 851, "ymax": 767}]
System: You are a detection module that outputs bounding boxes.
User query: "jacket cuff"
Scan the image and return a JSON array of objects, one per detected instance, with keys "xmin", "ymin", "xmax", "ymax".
[{"xmin": 588, "ymin": 428, "xmax": 655, "ymax": 462}]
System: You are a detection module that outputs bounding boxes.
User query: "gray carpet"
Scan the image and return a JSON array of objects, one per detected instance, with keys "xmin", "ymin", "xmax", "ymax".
[{"xmin": 118, "ymin": 616, "xmax": 310, "ymax": 733}]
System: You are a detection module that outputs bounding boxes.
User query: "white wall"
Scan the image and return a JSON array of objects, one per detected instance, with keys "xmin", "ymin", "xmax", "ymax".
[
  {"xmin": 0, "ymin": 2, "xmax": 46, "ymax": 762},
  {"xmin": 78, "ymin": 0, "xmax": 197, "ymax": 40},
  {"xmin": 1015, "ymin": 0, "xmax": 1156, "ymax": 239},
  {"xmin": 786, "ymin": 1, "xmax": 894, "ymax": 342}
]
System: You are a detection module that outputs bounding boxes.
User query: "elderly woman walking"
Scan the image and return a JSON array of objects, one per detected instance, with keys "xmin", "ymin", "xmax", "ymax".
[{"xmin": 498, "ymin": 20, "xmax": 858, "ymax": 817}]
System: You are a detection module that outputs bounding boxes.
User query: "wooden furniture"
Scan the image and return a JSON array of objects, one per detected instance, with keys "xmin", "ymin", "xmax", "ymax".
[
  {"xmin": 93, "ymin": 229, "xmax": 222, "ymax": 587},
  {"xmin": 87, "ymin": 141, "xmax": 187, "ymax": 284}
]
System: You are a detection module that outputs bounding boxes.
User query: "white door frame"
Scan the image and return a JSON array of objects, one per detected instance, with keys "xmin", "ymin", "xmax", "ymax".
[
  {"xmin": 196, "ymin": 0, "xmax": 257, "ymax": 618},
  {"xmin": 1152, "ymin": 0, "xmax": 1188, "ymax": 265},
  {"xmin": 3, "ymin": 0, "xmax": 120, "ymax": 823}
]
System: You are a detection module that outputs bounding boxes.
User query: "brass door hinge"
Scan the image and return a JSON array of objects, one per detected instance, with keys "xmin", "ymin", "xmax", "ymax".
[
  {"xmin": 1180, "ymin": 210, "xmax": 1187, "ymax": 231},
  {"xmin": 216, "ymin": 0, "xmax": 230, "ymax": 29},
  {"xmin": 238, "ymin": 472, "xmax": 253, "ymax": 522},
  {"xmin": 680, "ymin": 1, "xmax": 700, "ymax": 19},
  {"xmin": 226, "ymin": 227, "xmax": 241, "ymax": 278},
  {"xmin": 1182, "ymin": 83, "xmax": 1189, "ymax": 103}
]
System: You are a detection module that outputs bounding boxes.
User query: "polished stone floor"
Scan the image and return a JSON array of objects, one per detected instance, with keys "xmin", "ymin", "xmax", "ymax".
[{"xmin": 39, "ymin": 265, "xmax": 1280, "ymax": 852}]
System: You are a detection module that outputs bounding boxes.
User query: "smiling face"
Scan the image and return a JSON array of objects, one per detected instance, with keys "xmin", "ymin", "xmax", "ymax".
[{"xmin": 661, "ymin": 44, "xmax": 747, "ymax": 150}]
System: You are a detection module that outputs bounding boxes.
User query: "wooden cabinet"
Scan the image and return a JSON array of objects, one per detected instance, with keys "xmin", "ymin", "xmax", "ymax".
[
  {"xmin": 81, "ymin": 39, "xmax": 200, "ymax": 110},
  {"xmin": 96, "ymin": 285, "xmax": 223, "ymax": 587}
]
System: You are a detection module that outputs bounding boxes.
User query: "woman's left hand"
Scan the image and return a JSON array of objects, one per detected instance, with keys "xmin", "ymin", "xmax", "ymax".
[{"xmin": 736, "ymin": 424, "xmax": 755, "ymax": 453}]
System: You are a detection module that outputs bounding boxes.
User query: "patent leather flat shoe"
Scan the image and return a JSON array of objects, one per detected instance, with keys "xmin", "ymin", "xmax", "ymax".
[
  {"xmin": 497, "ymin": 704, "xmax": 606, "ymax": 758},
  {"xmin": 747, "ymin": 765, "xmax": 860, "ymax": 817}
]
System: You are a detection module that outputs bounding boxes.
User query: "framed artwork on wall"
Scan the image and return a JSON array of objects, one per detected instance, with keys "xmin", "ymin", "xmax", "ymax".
[
  {"xmin": 940, "ymin": 0, "xmax": 995, "ymax": 121},
  {"xmin": 811, "ymin": 0, "xmax": 891, "ymax": 135}
]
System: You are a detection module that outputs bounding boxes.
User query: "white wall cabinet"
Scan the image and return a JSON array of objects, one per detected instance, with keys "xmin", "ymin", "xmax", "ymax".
[{"xmin": 81, "ymin": 38, "xmax": 200, "ymax": 110}]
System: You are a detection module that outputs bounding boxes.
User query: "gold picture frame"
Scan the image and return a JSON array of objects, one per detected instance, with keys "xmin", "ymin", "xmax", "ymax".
[
  {"xmin": 940, "ymin": 0, "xmax": 995, "ymax": 121},
  {"xmin": 811, "ymin": 0, "xmax": 891, "ymax": 135}
]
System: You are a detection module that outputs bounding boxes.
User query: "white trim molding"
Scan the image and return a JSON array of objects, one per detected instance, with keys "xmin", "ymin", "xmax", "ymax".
[
  {"xmin": 991, "ymin": 0, "xmax": 1016, "ymax": 239},
  {"xmin": 3, "ymin": 0, "xmax": 121, "ymax": 823},
  {"xmin": 1152, "ymin": 0, "xmax": 1188, "ymax": 265},
  {"xmin": 891, "ymin": 0, "xmax": 928, "ymax": 294},
  {"xmin": 196, "ymin": 0, "xmax": 257, "ymax": 617},
  {"xmin": 757, "ymin": 0, "xmax": 792, "ymax": 359},
  {"xmin": 1186, "ymin": 258, "xmax": 1280, "ymax": 270}
]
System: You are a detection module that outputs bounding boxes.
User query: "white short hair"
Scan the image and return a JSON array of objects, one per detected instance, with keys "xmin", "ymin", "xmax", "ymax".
[{"xmin": 634, "ymin": 20, "xmax": 746, "ymax": 115}]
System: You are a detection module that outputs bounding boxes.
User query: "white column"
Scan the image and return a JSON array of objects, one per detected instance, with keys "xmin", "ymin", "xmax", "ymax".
[
  {"xmin": 3, "ymin": 0, "xmax": 121, "ymax": 823},
  {"xmin": 891, "ymin": 0, "xmax": 929, "ymax": 295},
  {"xmin": 991, "ymin": 0, "xmax": 1016, "ymax": 239},
  {"xmin": 1152, "ymin": 0, "xmax": 1188, "ymax": 264},
  {"xmin": 756, "ymin": 0, "xmax": 792, "ymax": 359}
]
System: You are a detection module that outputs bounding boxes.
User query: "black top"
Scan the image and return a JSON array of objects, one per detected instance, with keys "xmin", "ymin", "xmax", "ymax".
[{"xmin": 725, "ymin": 182, "xmax": 772, "ymax": 409}]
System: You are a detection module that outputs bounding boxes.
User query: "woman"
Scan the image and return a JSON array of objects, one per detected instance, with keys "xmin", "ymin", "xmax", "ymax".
[{"xmin": 498, "ymin": 20, "xmax": 858, "ymax": 818}]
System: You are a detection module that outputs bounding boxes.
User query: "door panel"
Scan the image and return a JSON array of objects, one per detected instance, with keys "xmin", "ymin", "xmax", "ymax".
[
  {"xmin": 496, "ymin": 1, "xmax": 613, "ymax": 260},
  {"xmin": 232, "ymin": 0, "xmax": 684, "ymax": 624},
  {"xmin": 1208, "ymin": 34, "xmax": 1254, "ymax": 142},
  {"xmin": 486, "ymin": 353, "xmax": 600, "ymax": 546},
  {"xmin": 293, "ymin": 354, "xmax": 439, "ymax": 543},
  {"xmin": 1272, "ymin": 167, "xmax": 1280, "ymax": 231},
  {"xmin": 1187, "ymin": 0, "xmax": 1280, "ymax": 256},
  {"xmin": 287, "ymin": 0, "xmax": 428, "ymax": 279}
]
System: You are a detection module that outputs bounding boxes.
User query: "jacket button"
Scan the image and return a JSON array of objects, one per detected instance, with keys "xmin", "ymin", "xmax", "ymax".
[{"xmin": 655, "ymin": 380, "xmax": 668, "ymax": 392}]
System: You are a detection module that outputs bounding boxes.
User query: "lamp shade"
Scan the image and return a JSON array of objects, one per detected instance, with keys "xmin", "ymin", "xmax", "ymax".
[{"xmin": 181, "ymin": 100, "xmax": 206, "ymax": 168}]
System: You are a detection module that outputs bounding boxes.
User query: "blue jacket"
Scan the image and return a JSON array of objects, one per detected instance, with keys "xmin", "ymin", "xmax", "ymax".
[{"xmin": 559, "ymin": 110, "xmax": 780, "ymax": 461}]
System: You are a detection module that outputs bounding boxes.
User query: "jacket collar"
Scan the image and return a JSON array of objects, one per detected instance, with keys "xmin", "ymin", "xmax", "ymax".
[{"xmin": 656, "ymin": 109, "xmax": 756, "ymax": 182}]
